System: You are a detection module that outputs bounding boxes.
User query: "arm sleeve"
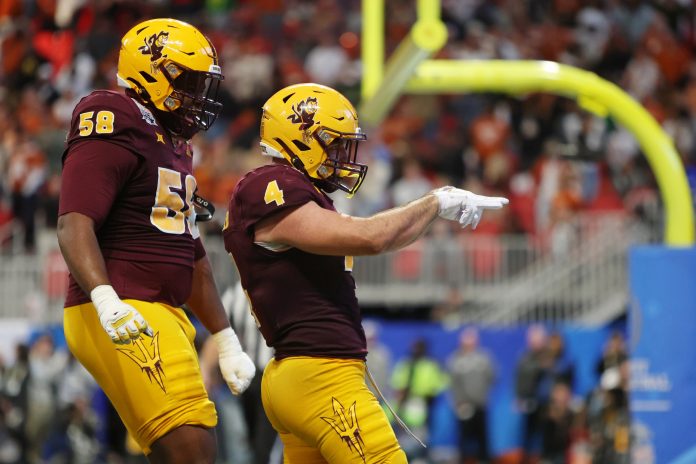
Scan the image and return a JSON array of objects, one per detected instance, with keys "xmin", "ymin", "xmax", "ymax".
[{"xmin": 58, "ymin": 140, "xmax": 139, "ymax": 229}]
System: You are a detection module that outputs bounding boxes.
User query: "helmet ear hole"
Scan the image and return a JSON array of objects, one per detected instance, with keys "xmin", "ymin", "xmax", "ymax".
[
  {"xmin": 126, "ymin": 78, "xmax": 151, "ymax": 102},
  {"xmin": 292, "ymin": 157, "xmax": 305, "ymax": 171},
  {"xmin": 292, "ymin": 140, "xmax": 311, "ymax": 151},
  {"xmin": 139, "ymin": 71, "xmax": 157, "ymax": 84}
]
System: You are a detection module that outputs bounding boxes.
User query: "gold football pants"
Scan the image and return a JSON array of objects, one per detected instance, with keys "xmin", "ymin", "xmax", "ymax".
[
  {"xmin": 262, "ymin": 356, "xmax": 407, "ymax": 463},
  {"xmin": 64, "ymin": 300, "xmax": 217, "ymax": 454}
]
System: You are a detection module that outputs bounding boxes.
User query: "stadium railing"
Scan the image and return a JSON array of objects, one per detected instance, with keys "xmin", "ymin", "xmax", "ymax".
[{"xmin": 0, "ymin": 213, "xmax": 654, "ymax": 325}]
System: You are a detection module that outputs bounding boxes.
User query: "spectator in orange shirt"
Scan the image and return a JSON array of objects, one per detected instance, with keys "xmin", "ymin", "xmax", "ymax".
[{"xmin": 469, "ymin": 101, "xmax": 509, "ymax": 163}]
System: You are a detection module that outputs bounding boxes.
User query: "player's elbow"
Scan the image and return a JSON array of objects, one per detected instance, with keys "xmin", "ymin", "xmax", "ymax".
[
  {"xmin": 56, "ymin": 215, "xmax": 77, "ymax": 258},
  {"xmin": 57, "ymin": 213, "xmax": 95, "ymax": 248},
  {"xmin": 56, "ymin": 215, "xmax": 70, "ymax": 245}
]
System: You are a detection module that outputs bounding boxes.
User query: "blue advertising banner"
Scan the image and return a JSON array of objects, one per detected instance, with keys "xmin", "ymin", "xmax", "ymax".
[
  {"xmin": 629, "ymin": 246, "xmax": 696, "ymax": 464},
  {"xmin": 371, "ymin": 322, "xmax": 610, "ymax": 455}
]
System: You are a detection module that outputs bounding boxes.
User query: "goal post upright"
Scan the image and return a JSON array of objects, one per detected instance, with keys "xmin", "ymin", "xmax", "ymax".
[{"xmin": 360, "ymin": 2, "xmax": 694, "ymax": 246}]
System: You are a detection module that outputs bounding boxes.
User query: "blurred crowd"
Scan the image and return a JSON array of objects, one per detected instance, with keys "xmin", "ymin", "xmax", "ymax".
[
  {"xmin": 512, "ymin": 327, "xmax": 629, "ymax": 464},
  {"xmin": 0, "ymin": 322, "xmax": 629, "ymax": 464},
  {"xmin": 0, "ymin": 0, "xmax": 688, "ymax": 461},
  {"xmin": 366, "ymin": 325, "xmax": 630, "ymax": 464},
  {"xmin": 0, "ymin": 333, "xmax": 105, "ymax": 464},
  {"xmin": 1, "ymin": 0, "xmax": 695, "ymax": 253}
]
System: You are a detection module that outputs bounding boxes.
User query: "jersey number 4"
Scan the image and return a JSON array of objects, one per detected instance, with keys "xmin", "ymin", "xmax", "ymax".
[
  {"xmin": 151, "ymin": 167, "xmax": 197, "ymax": 235},
  {"xmin": 264, "ymin": 180, "xmax": 285, "ymax": 206}
]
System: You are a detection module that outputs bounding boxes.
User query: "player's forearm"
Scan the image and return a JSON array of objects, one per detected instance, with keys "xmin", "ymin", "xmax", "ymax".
[
  {"xmin": 57, "ymin": 212, "xmax": 110, "ymax": 293},
  {"xmin": 186, "ymin": 255, "xmax": 231, "ymax": 335},
  {"xmin": 258, "ymin": 195, "xmax": 439, "ymax": 256},
  {"xmin": 361, "ymin": 194, "xmax": 439, "ymax": 253}
]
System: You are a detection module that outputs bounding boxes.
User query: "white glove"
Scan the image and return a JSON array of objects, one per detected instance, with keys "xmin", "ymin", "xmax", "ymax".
[
  {"xmin": 213, "ymin": 327, "xmax": 256, "ymax": 395},
  {"xmin": 432, "ymin": 186, "xmax": 509, "ymax": 229},
  {"xmin": 91, "ymin": 285, "xmax": 153, "ymax": 344}
]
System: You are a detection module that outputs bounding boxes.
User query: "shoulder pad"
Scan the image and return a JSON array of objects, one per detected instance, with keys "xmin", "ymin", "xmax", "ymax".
[
  {"xmin": 234, "ymin": 164, "xmax": 323, "ymax": 228},
  {"xmin": 65, "ymin": 90, "xmax": 161, "ymax": 151}
]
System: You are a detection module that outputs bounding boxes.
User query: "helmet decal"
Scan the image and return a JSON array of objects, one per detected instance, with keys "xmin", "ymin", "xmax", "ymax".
[
  {"xmin": 288, "ymin": 97, "xmax": 319, "ymax": 143},
  {"xmin": 138, "ymin": 31, "xmax": 169, "ymax": 63}
]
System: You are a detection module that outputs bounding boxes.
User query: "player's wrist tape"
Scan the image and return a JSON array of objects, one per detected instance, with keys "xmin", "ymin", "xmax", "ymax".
[
  {"xmin": 212, "ymin": 327, "xmax": 243, "ymax": 355},
  {"xmin": 90, "ymin": 284, "xmax": 121, "ymax": 314}
]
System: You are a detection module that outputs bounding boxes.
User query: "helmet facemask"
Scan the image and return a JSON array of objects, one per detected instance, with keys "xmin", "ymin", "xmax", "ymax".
[
  {"xmin": 314, "ymin": 127, "xmax": 368, "ymax": 196},
  {"xmin": 157, "ymin": 61, "xmax": 223, "ymax": 139}
]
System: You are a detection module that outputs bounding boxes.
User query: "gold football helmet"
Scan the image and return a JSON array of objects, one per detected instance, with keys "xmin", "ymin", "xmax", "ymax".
[
  {"xmin": 260, "ymin": 83, "xmax": 368, "ymax": 196},
  {"xmin": 117, "ymin": 18, "xmax": 223, "ymax": 138}
]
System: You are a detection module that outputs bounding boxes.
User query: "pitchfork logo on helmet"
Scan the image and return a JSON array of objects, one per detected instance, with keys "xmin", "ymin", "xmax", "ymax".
[{"xmin": 138, "ymin": 31, "xmax": 169, "ymax": 63}]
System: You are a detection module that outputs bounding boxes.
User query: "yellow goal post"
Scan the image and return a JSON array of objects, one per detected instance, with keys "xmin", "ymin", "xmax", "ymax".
[{"xmin": 359, "ymin": 0, "xmax": 694, "ymax": 246}]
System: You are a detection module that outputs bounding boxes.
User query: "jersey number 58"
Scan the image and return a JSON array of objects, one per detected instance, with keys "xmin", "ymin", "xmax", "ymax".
[{"xmin": 150, "ymin": 167, "xmax": 197, "ymax": 235}]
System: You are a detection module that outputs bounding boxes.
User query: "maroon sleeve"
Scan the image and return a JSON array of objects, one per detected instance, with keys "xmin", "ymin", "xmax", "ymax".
[
  {"xmin": 64, "ymin": 90, "xmax": 146, "ymax": 155},
  {"xmin": 193, "ymin": 237, "xmax": 206, "ymax": 261},
  {"xmin": 235, "ymin": 166, "xmax": 324, "ymax": 230},
  {"xmin": 58, "ymin": 139, "xmax": 139, "ymax": 229}
]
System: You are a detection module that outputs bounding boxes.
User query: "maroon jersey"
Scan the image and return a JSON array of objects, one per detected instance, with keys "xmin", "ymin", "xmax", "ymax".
[
  {"xmin": 59, "ymin": 90, "xmax": 204, "ymax": 308},
  {"xmin": 223, "ymin": 164, "xmax": 366, "ymax": 360}
]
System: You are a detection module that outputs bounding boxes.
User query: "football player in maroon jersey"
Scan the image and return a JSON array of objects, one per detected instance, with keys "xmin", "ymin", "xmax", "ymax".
[
  {"xmin": 223, "ymin": 83, "xmax": 508, "ymax": 463},
  {"xmin": 57, "ymin": 18, "xmax": 255, "ymax": 463}
]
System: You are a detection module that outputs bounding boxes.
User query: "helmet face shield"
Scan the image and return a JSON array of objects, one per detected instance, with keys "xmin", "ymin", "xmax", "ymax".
[
  {"xmin": 315, "ymin": 127, "xmax": 368, "ymax": 196},
  {"xmin": 164, "ymin": 63, "xmax": 223, "ymax": 134}
]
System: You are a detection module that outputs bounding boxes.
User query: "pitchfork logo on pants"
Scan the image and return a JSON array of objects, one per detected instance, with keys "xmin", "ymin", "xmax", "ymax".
[
  {"xmin": 117, "ymin": 332, "xmax": 166, "ymax": 393},
  {"xmin": 321, "ymin": 397, "xmax": 366, "ymax": 462}
]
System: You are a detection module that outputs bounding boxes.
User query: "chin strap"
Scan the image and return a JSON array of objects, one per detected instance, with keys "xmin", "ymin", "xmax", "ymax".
[
  {"xmin": 274, "ymin": 139, "xmax": 314, "ymax": 177},
  {"xmin": 365, "ymin": 364, "xmax": 427, "ymax": 448}
]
